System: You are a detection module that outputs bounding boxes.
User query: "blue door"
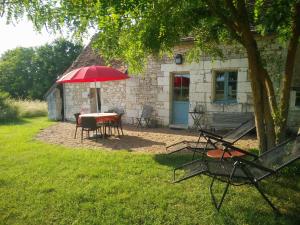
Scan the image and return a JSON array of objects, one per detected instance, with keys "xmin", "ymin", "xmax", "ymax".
[{"xmin": 172, "ymin": 74, "xmax": 190, "ymax": 125}]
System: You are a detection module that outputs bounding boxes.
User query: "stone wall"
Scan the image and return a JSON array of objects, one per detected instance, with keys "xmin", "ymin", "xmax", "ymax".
[
  {"xmin": 124, "ymin": 57, "xmax": 161, "ymax": 124},
  {"xmin": 101, "ymin": 80, "xmax": 126, "ymax": 114},
  {"xmin": 60, "ymin": 39, "xmax": 299, "ymax": 130},
  {"xmin": 46, "ymin": 87, "xmax": 62, "ymax": 121},
  {"xmin": 158, "ymin": 58, "xmax": 252, "ymax": 128},
  {"xmin": 64, "ymin": 83, "xmax": 91, "ymax": 120}
]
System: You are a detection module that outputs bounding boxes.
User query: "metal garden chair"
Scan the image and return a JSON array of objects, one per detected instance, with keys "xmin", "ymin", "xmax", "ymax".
[
  {"xmin": 172, "ymin": 134, "xmax": 300, "ymax": 214},
  {"xmin": 80, "ymin": 117, "xmax": 102, "ymax": 142},
  {"xmin": 74, "ymin": 113, "xmax": 81, "ymax": 139},
  {"xmin": 106, "ymin": 108, "xmax": 125, "ymax": 136},
  {"xmin": 166, "ymin": 118, "xmax": 255, "ymax": 159},
  {"xmin": 136, "ymin": 105, "xmax": 153, "ymax": 128}
]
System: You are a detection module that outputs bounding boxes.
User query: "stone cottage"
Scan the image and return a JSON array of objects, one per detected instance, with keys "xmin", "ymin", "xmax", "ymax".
[{"xmin": 45, "ymin": 37, "xmax": 300, "ymax": 131}]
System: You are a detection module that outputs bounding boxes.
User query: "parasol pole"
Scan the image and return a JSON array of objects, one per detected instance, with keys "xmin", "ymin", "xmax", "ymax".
[{"xmin": 94, "ymin": 81, "xmax": 99, "ymax": 112}]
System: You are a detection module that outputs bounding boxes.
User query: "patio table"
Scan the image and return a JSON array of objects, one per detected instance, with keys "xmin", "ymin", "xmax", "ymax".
[
  {"xmin": 79, "ymin": 113, "xmax": 119, "ymax": 138},
  {"xmin": 79, "ymin": 113, "xmax": 118, "ymax": 123}
]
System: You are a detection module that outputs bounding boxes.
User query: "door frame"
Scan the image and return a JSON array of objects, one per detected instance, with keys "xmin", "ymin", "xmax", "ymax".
[{"xmin": 170, "ymin": 72, "xmax": 190, "ymax": 126}]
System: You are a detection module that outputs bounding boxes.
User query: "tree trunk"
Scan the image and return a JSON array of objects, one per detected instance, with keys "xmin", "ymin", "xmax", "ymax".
[
  {"xmin": 246, "ymin": 59, "xmax": 268, "ymax": 151},
  {"xmin": 263, "ymin": 88, "xmax": 276, "ymax": 149},
  {"xmin": 278, "ymin": 3, "xmax": 300, "ymax": 141},
  {"xmin": 248, "ymin": 69, "xmax": 268, "ymax": 152},
  {"xmin": 207, "ymin": 1, "xmax": 298, "ymax": 152},
  {"xmin": 243, "ymin": 37, "xmax": 277, "ymax": 152}
]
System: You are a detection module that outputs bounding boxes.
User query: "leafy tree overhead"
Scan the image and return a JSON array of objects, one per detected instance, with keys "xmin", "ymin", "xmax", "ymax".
[
  {"xmin": 0, "ymin": 39, "xmax": 82, "ymax": 100},
  {"xmin": 1, "ymin": 1, "xmax": 299, "ymax": 152},
  {"xmin": 30, "ymin": 38, "xmax": 83, "ymax": 99},
  {"xmin": 0, "ymin": 47, "xmax": 35, "ymax": 99}
]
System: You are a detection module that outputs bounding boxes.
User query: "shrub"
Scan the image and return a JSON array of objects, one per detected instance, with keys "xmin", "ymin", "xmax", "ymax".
[
  {"xmin": 0, "ymin": 92, "xmax": 19, "ymax": 121},
  {"xmin": 13, "ymin": 99, "xmax": 47, "ymax": 118},
  {"xmin": 0, "ymin": 93, "xmax": 47, "ymax": 121}
]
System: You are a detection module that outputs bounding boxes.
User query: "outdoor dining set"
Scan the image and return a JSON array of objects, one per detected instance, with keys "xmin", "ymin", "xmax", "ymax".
[
  {"xmin": 74, "ymin": 108, "xmax": 124, "ymax": 142},
  {"xmin": 73, "ymin": 104, "xmax": 154, "ymax": 142}
]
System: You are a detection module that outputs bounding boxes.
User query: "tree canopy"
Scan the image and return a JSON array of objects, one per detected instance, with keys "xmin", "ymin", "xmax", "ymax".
[
  {"xmin": 1, "ymin": 0, "xmax": 300, "ymax": 152},
  {"xmin": 1, "ymin": 1, "xmax": 298, "ymax": 70},
  {"xmin": 0, "ymin": 39, "xmax": 82, "ymax": 99}
]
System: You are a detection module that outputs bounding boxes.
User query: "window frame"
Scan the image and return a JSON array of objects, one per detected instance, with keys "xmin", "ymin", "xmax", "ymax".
[
  {"xmin": 295, "ymin": 91, "xmax": 300, "ymax": 107},
  {"xmin": 213, "ymin": 70, "xmax": 238, "ymax": 104},
  {"xmin": 172, "ymin": 73, "xmax": 190, "ymax": 102}
]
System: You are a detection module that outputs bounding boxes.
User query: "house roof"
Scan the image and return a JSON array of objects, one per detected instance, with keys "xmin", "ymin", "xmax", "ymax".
[
  {"xmin": 63, "ymin": 36, "xmax": 126, "ymax": 74},
  {"xmin": 44, "ymin": 35, "xmax": 126, "ymax": 98}
]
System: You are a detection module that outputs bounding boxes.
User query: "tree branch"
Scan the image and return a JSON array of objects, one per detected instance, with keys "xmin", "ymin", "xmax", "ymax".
[
  {"xmin": 232, "ymin": 1, "xmax": 279, "ymax": 117},
  {"xmin": 224, "ymin": 0, "xmax": 239, "ymax": 20},
  {"xmin": 206, "ymin": 0, "xmax": 243, "ymax": 45}
]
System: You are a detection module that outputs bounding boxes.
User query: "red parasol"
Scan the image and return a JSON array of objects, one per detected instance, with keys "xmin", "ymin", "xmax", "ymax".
[
  {"xmin": 56, "ymin": 65, "xmax": 129, "ymax": 112},
  {"xmin": 56, "ymin": 65, "xmax": 129, "ymax": 83}
]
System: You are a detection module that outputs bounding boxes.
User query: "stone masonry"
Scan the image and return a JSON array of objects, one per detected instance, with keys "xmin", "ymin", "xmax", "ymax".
[{"xmin": 61, "ymin": 39, "xmax": 300, "ymax": 131}]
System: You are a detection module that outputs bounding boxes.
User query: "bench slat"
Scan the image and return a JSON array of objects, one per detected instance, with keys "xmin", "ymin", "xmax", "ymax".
[{"xmin": 211, "ymin": 112, "xmax": 253, "ymax": 129}]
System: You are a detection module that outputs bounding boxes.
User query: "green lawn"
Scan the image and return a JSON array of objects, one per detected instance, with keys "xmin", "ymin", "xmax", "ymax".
[{"xmin": 0, "ymin": 117, "xmax": 299, "ymax": 225}]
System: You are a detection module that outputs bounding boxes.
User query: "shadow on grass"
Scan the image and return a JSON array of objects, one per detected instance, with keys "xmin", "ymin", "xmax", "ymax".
[
  {"xmin": 216, "ymin": 204, "xmax": 300, "ymax": 225},
  {"xmin": 153, "ymin": 152, "xmax": 199, "ymax": 169},
  {"xmin": 217, "ymin": 183, "xmax": 299, "ymax": 224},
  {"xmin": 154, "ymin": 152, "xmax": 300, "ymax": 224},
  {"xmin": 123, "ymin": 124, "xmax": 199, "ymax": 136},
  {"xmin": 200, "ymin": 178, "xmax": 300, "ymax": 224},
  {"xmin": 0, "ymin": 118, "xmax": 29, "ymax": 126},
  {"xmin": 83, "ymin": 134, "xmax": 166, "ymax": 151}
]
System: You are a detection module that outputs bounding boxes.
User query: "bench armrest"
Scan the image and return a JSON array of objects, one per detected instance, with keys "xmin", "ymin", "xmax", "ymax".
[
  {"xmin": 199, "ymin": 129, "xmax": 223, "ymax": 139},
  {"xmin": 233, "ymin": 157, "xmax": 275, "ymax": 174}
]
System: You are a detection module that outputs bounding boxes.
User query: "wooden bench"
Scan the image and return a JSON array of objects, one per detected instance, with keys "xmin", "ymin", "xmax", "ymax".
[{"xmin": 210, "ymin": 112, "xmax": 253, "ymax": 131}]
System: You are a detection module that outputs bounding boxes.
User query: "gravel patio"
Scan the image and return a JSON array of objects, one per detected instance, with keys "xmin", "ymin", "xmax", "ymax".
[{"xmin": 36, "ymin": 122, "xmax": 258, "ymax": 154}]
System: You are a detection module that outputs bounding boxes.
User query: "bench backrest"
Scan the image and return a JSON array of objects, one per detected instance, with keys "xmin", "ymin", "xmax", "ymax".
[
  {"xmin": 211, "ymin": 112, "xmax": 253, "ymax": 130},
  {"xmin": 141, "ymin": 105, "xmax": 153, "ymax": 119},
  {"xmin": 223, "ymin": 118, "xmax": 255, "ymax": 143},
  {"xmin": 247, "ymin": 135, "xmax": 300, "ymax": 181}
]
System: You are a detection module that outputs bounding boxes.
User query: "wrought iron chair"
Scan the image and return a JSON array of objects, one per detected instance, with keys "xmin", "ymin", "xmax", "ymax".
[
  {"xmin": 166, "ymin": 118, "xmax": 255, "ymax": 159},
  {"xmin": 136, "ymin": 105, "xmax": 153, "ymax": 128},
  {"xmin": 104, "ymin": 108, "xmax": 124, "ymax": 136},
  {"xmin": 74, "ymin": 113, "xmax": 81, "ymax": 139},
  {"xmin": 80, "ymin": 117, "xmax": 102, "ymax": 142},
  {"xmin": 173, "ymin": 134, "xmax": 300, "ymax": 214}
]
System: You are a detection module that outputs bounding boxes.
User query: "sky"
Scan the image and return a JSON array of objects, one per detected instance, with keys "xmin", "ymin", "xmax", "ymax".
[{"xmin": 0, "ymin": 19, "xmax": 91, "ymax": 56}]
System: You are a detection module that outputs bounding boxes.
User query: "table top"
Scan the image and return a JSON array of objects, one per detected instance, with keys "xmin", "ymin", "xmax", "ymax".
[{"xmin": 79, "ymin": 113, "xmax": 118, "ymax": 118}]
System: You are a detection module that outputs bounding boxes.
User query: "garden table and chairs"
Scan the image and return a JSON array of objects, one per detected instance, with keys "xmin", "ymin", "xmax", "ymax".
[
  {"xmin": 104, "ymin": 108, "xmax": 125, "ymax": 136},
  {"xmin": 78, "ymin": 112, "xmax": 120, "ymax": 141},
  {"xmin": 80, "ymin": 112, "xmax": 119, "ymax": 123}
]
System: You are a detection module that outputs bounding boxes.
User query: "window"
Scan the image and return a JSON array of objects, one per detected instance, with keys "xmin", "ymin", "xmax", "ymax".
[
  {"xmin": 296, "ymin": 91, "xmax": 300, "ymax": 107},
  {"xmin": 173, "ymin": 74, "xmax": 190, "ymax": 101},
  {"xmin": 214, "ymin": 71, "xmax": 237, "ymax": 103}
]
